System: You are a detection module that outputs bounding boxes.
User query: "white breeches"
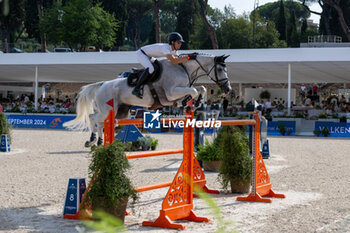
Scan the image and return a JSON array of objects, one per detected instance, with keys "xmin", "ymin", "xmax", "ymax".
[{"xmin": 136, "ymin": 50, "xmax": 154, "ymax": 74}]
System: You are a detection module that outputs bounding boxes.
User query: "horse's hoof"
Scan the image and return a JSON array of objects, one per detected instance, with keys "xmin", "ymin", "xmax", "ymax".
[
  {"xmin": 97, "ymin": 138, "xmax": 103, "ymax": 146},
  {"xmin": 84, "ymin": 141, "xmax": 91, "ymax": 147}
]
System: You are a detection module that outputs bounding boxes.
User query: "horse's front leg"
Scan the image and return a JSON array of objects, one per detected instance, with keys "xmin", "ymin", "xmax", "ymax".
[
  {"xmin": 85, "ymin": 122, "xmax": 98, "ymax": 147},
  {"xmin": 97, "ymin": 122, "xmax": 104, "ymax": 146},
  {"xmin": 167, "ymin": 87, "xmax": 199, "ymax": 107},
  {"xmin": 194, "ymin": 86, "xmax": 207, "ymax": 107}
]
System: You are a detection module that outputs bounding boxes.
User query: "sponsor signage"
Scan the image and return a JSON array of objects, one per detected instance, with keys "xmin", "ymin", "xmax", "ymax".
[
  {"xmin": 267, "ymin": 121, "xmax": 296, "ymax": 136},
  {"xmin": 5, "ymin": 114, "xmax": 75, "ymax": 129},
  {"xmin": 315, "ymin": 122, "xmax": 350, "ymax": 137}
]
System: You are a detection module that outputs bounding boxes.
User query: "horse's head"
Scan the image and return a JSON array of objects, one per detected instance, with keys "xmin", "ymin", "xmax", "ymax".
[
  {"xmin": 212, "ymin": 55, "xmax": 231, "ymax": 94},
  {"xmin": 193, "ymin": 54, "xmax": 231, "ymax": 94}
]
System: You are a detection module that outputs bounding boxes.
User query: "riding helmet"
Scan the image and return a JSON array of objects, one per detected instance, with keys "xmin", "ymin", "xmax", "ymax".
[{"xmin": 168, "ymin": 32, "xmax": 185, "ymax": 44}]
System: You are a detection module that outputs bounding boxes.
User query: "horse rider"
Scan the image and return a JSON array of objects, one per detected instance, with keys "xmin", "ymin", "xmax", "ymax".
[{"xmin": 132, "ymin": 32, "xmax": 197, "ymax": 98}]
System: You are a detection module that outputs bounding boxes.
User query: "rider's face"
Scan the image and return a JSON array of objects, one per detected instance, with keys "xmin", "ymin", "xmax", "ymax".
[{"xmin": 174, "ymin": 41, "xmax": 182, "ymax": 50}]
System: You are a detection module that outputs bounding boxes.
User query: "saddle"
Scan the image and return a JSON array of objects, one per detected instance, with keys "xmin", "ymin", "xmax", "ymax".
[{"xmin": 127, "ymin": 60, "xmax": 162, "ymax": 87}]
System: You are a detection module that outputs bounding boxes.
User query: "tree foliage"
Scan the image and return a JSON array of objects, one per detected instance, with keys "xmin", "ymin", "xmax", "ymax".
[
  {"xmin": 40, "ymin": 0, "xmax": 118, "ymax": 51},
  {"xmin": 276, "ymin": 0, "xmax": 287, "ymax": 41},
  {"xmin": 3, "ymin": 0, "xmax": 320, "ymax": 51},
  {"xmin": 0, "ymin": 0, "xmax": 25, "ymax": 51},
  {"xmin": 300, "ymin": 0, "xmax": 350, "ymax": 42}
]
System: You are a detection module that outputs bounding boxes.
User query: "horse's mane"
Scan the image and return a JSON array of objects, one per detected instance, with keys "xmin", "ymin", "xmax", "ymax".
[{"xmin": 179, "ymin": 52, "xmax": 214, "ymax": 58}]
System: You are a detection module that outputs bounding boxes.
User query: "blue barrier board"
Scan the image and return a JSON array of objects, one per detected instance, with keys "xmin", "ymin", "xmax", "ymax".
[
  {"xmin": 5, "ymin": 114, "xmax": 75, "ymax": 129},
  {"xmin": 267, "ymin": 121, "xmax": 296, "ymax": 136},
  {"xmin": 315, "ymin": 122, "xmax": 350, "ymax": 137}
]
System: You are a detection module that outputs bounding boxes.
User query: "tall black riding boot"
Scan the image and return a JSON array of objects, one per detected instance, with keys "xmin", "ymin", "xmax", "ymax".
[{"xmin": 132, "ymin": 68, "xmax": 149, "ymax": 99}]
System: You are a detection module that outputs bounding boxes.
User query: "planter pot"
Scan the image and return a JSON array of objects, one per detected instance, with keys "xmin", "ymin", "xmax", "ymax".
[
  {"xmin": 230, "ymin": 177, "xmax": 251, "ymax": 194},
  {"xmin": 92, "ymin": 196, "xmax": 129, "ymax": 222},
  {"xmin": 151, "ymin": 146, "xmax": 156, "ymax": 150},
  {"xmin": 203, "ymin": 160, "xmax": 222, "ymax": 172},
  {"xmin": 142, "ymin": 146, "xmax": 147, "ymax": 151}
]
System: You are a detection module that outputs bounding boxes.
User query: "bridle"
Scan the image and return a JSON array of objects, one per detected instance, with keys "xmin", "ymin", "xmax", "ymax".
[{"xmin": 184, "ymin": 57, "xmax": 229, "ymax": 88}]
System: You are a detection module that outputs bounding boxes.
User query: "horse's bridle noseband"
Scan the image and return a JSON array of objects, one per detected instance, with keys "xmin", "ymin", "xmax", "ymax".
[{"xmin": 188, "ymin": 58, "xmax": 229, "ymax": 88}]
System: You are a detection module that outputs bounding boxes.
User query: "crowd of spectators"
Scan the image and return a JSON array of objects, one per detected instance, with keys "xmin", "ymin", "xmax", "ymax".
[
  {"xmin": 0, "ymin": 94, "xmax": 74, "ymax": 113},
  {"xmin": 1, "ymin": 83, "xmax": 349, "ymax": 120}
]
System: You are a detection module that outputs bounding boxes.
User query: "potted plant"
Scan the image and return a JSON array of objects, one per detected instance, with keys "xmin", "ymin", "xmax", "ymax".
[
  {"xmin": 218, "ymin": 126, "xmax": 252, "ymax": 193},
  {"xmin": 82, "ymin": 140, "xmax": 138, "ymax": 222},
  {"xmin": 321, "ymin": 126, "xmax": 330, "ymax": 137},
  {"xmin": 259, "ymin": 90, "xmax": 271, "ymax": 100},
  {"xmin": 196, "ymin": 139, "xmax": 221, "ymax": 172},
  {"xmin": 277, "ymin": 123, "xmax": 286, "ymax": 136},
  {"xmin": 313, "ymin": 129, "xmax": 321, "ymax": 137},
  {"xmin": 150, "ymin": 137, "xmax": 159, "ymax": 150},
  {"xmin": 137, "ymin": 136, "xmax": 151, "ymax": 151},
  {"xmin": 318, "ymin": 112, "xmax": 328, "ymax": 119},
  {"xmin": 0, "ymin": 112, "xmax": 11, "ymax": 147}
]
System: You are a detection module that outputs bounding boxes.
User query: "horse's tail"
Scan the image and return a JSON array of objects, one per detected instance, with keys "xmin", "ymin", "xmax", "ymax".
[{"xmin": 63, "ymin": 82, "xmax": 104, "ymax": 131}]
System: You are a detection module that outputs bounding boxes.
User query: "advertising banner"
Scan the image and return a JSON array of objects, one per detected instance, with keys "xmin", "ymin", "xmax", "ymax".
[
  {"xmin": 267, "ymin": 121, "xmax": 296, "ymax": 136},
  {"xmin": 314, "ymin": 122, "xmax": 350, "ymax": 137},
  {"xmin": 5, "ymin": 114, "xmax": 75, "ymax": 129}
]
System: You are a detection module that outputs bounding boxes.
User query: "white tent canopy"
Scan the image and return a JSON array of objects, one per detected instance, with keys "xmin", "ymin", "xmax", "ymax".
[
  {"xmin": 1, "ymin": 47, "xmax": 350, "ymax": 83},
  {"xmin": 1, "ymin": 47, "xmax": 350, "ymax": 113}
]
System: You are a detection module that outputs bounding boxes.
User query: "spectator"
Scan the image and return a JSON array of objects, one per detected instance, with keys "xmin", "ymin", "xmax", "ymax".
[
  {"xmin": 222, "ymin": 97, "xmax": 229, "ymax": 114},
  {"xmin": 307, "ymin": 85, "xmax": 312, "ymax": 96},
  {"xmin": 312, "ymin": 84, "xmax": 318, "ymax": 96},
  {"xmin": 340, "ymin": 95, "xmax": 346, "ymax": 104},
  {"xmin": 23, "ymin": 94, "xmax": 30, "ymax": 104},
  {"xmin": 300, "ymin": 84, "xmax": 306, "ymax": 98},
  {"xmin": 264, "ymin": 98, "xmax": 272, "ymax": 114}
]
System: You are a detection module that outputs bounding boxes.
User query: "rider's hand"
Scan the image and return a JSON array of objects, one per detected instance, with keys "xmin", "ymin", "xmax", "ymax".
[{"xmin": 188, "ymin": 53, "xmax": 197, "ymax": 60}]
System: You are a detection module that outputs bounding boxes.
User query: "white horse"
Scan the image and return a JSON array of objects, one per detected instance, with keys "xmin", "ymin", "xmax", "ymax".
[{"xmin": 63, "ymin": 53, "xmax": 231, "ymax": 146}]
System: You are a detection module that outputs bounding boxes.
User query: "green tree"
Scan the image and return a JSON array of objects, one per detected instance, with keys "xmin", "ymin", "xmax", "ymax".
[
  {"xmin": 126, "ymin": 0, "xmax": 152, "ymax": 49},
  {"xmin": 38, "ymin": 1, "xmax": 63, "ymax": 46},
  {"xmin": 174, "ymin": 0, "xmax": 197, "ymax": 49},
  {"xmin": 300, "ymin": 0, "xmax": 350, "ymax": 41},
  {"xmin": 257, "ymin": 1, "xmax": 310, "ymax": 22},
  {"xmin": 98, "ymin": 0, "xmax": 127, "ymax": 48},
  {"xmin": 197, "ymin": 0, "xmax": 218, "ymax": 49},
  {"xmin": 287, "ymin": 10, "xmax": 299, "ymax": 47},
  {"xmin": 0, "ymin": 0, "xmax": 25, "ymax": 52},
  {"xmin": 40, "ymin": 0, "xmax": 118, "ymax": 51},
  {"xmin": 217, "ymin": 13, "xmax": 285, "ymax": 49},
  {"xmin": 276, "ymin": 0, "xmax": 287, "ymax": 41}
]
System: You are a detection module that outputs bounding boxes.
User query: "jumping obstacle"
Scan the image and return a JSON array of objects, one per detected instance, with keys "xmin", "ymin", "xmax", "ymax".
[
  {"xmin": 64, "ymin": 109, "xmax": 218, "ymax": 230},
  {"xmin": 235, "ymin": 111, "xmax": 285, "ymax": 203},
  {"xmin": 64, "ymin": 107, "xmax": 285, "ymax": 228},
  {"xmin": 115, "ymin": 110, "xmax": 218, "ymax": 230}
]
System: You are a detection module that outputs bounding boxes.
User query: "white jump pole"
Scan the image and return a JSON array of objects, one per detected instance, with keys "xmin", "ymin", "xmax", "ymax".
[
  {"xmin": 287, "ymin": 63, "xmax": 291, "ymax": 116},
  {"xmin": 34, "ymin": 66, "xmax": 39, "ymax": 110}
]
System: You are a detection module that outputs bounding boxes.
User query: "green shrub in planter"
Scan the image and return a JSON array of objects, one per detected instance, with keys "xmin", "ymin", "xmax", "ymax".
[
  {"xmin": 196, "ymin": 139, "xmax": 220, "ymax": 162},
  {"xmin": 313, "ymin": 129, "xmax": 321, "ymax": 137},
  {"xmin": 124, "ymin": 142, "xmax": 133, "ymax": 151},
  {"xmin": 277, "ymin": 123, "xmax": 286, "ymax": 136},
  {"xmin": 137, "ymin": 136, "xmax": 152, "ymax": 150},
  {"xmin": 321, "ymin": 127, "xmax": 330, "ymax": 137},
  {"xmin": 318, "ymin": 112, "xmax": 328, "ymax": 119},
  {"xmin": 259, "ymin": 90, "xmax": 271, "ymax": 100},
  {"xmin": 150, "ymin": 137, "xmax": 159, "ymax": 150},
  {"xmin": 0, "ymin": 112, "xmax": 11, "ymax": 143},
  {"xmin": 218, "ymin": 126, "xmax": 252, "ymax": 193},
  {"xmin": 82, "ymin": 140, "xmax": 138, "ymax": 222}
]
